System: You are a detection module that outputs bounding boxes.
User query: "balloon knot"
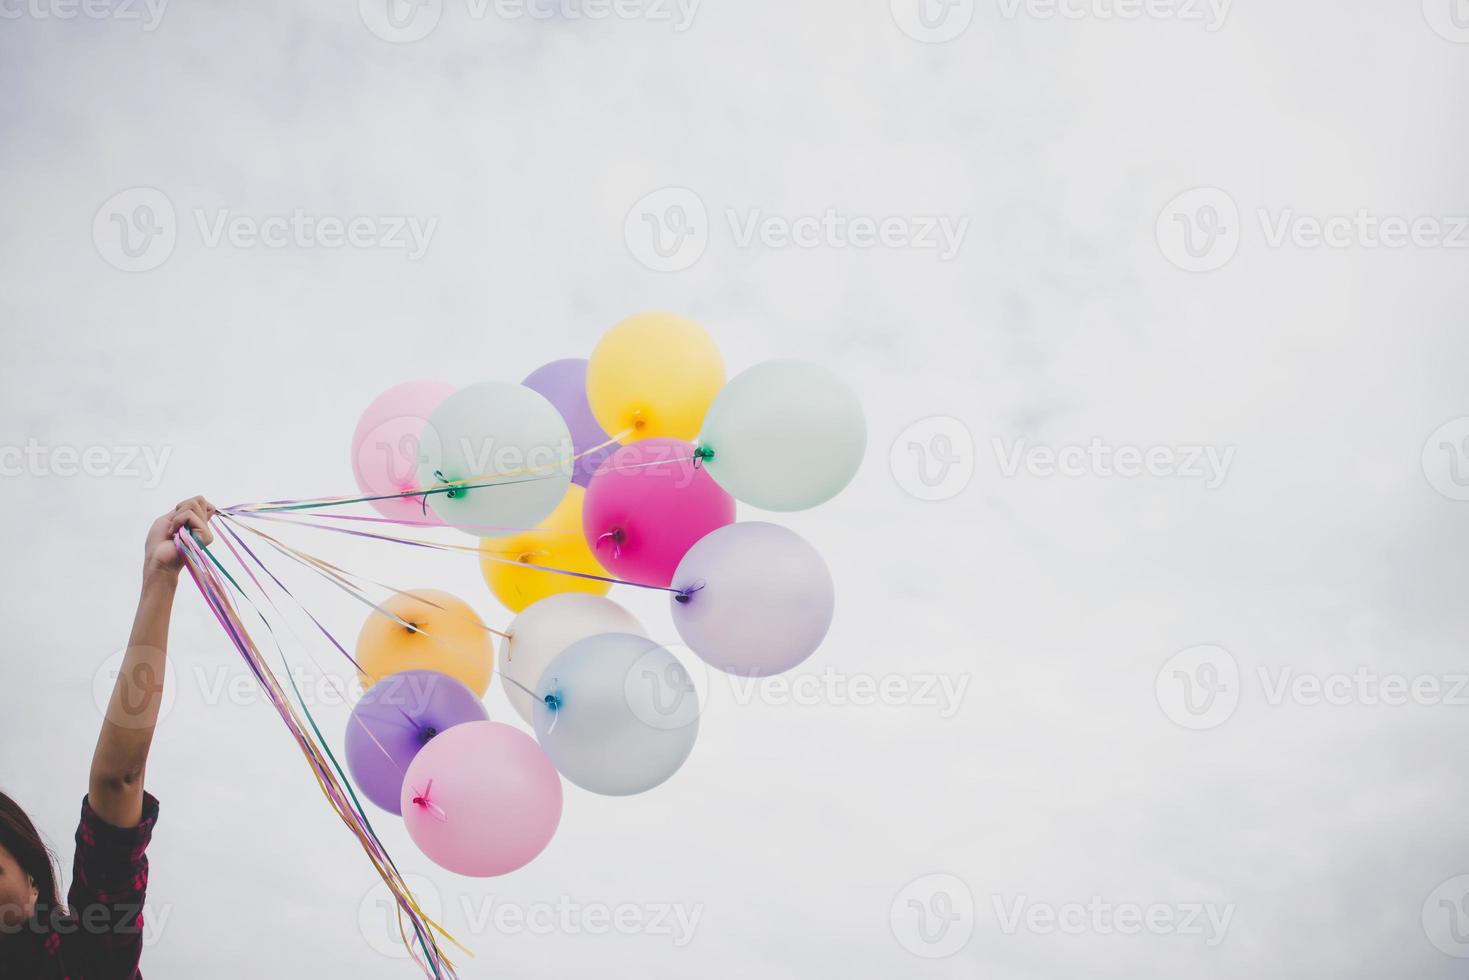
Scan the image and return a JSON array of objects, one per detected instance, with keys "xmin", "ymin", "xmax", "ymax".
[
  {"xmin": 543, "ymin": 691, "xmax": 562, "ymax": 712},
  {"xmin": 422, "ymin": 726, "xmax": 438, "ymax": 741},
  {"xmin": 434, "ymin": 470, "xmax": 462, "ymax": 499},
  {"xmin": 411, "ymin": 780, "xmax": 448, "ymax": 821},
  {"xmin": 674, "ymin": 581, "xmax": 706, "ymax": 604},
  {"xmin": 692, "ymin": 444, "xmax": 715, "ymax": 468},
  {"xmin": 596, "ymin": 528, "xmax": 625, "ymax": 560}
]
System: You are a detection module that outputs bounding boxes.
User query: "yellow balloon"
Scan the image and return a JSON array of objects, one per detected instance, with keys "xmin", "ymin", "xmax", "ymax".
[
  {"xmin": 355, "ymin": 589, "xmax": 495, "ymax": 697},
  {"xmin": 480, "ymin": 485, "xmax": 610, "ymax": 612},
  {"xmin": 586, "ymin": 311, "xmax": 725, "ymax": 442}
]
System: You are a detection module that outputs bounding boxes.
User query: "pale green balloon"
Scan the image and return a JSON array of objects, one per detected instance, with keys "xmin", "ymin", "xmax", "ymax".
[{"xmin": 697, "ymin": 359, "xmax": 865, "ymax": 511}]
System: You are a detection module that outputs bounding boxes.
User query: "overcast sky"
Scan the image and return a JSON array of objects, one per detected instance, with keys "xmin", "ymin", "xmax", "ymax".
[{"xmin": 2, "ymin": 1, "xmax": 1469, "ymax": 977}]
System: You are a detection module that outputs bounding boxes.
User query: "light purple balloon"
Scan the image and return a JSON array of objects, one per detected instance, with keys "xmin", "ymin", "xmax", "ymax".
[
  {"xmin": 345, "ymin": 669, "xmax": 489, "ymax": 814},
  {"xmin": 522, "ymin": 358, "xmax": 615, "ymax": 488},
  {"xmin": 670, "ymin": 522, "xmax": 835, "ymax": 677}
]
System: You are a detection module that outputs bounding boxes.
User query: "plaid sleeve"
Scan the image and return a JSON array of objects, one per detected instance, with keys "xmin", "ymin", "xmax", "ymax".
[{"xmin": 64, "ymin": 792, "xmax": 159, "ymax": 978}]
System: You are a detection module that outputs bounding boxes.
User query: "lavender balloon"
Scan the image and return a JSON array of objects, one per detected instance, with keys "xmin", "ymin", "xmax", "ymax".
[
  {"xmin": 523, "ymin": 358, "xmax": 616, "ymax": 488},
  {"xmin": 345, "ymin": 669, "xmax": 489, "ymax": 814},
  {"xmin": 670, "ymin": 522, "xmax": 835, "ymax": 677}
]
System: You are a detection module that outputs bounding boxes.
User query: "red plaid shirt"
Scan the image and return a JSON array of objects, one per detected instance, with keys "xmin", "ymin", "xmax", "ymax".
[{"xmin": 4, "ymin": 793, "xmax": 158, "ymax": 980}]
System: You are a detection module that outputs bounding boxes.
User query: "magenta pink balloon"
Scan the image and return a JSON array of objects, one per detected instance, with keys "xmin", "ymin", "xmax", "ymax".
[
  {"xmin": 351, "ymin": 380, "xmax": 456, "ymax": 524},
  {"xmin": 400, "ymin": 721, "xmax": 562, "ymax": 877},
  {"xmin": 581, "ymin": 438, "xmax": 736, "ymax": 587}
]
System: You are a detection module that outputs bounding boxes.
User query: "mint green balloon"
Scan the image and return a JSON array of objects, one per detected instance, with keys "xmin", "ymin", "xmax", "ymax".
[{"xmin": 697, "ymin": 360, "xmax": 865, "ymax": 511}]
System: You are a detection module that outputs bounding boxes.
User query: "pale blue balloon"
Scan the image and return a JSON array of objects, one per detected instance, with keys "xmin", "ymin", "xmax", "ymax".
[
  {"xmin": 533, "ymin": 633, "xmax": 699, "ymax": 796},
  {"xmin": 416, "ymin": 381, "xmax": 572, "ymax": 536},
  {"xmin": 697, "ymin": 359, "xmax": 865, "ymax": 512}
]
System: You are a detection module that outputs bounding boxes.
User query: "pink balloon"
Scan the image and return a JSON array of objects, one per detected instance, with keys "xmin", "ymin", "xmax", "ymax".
[
  {"xmin": 582, "ymin": 438, "xmax": 736, "ymax": 587},
  {"xmin": 351, "ymin": 380, "xmax": 456, "ymax": 524},
  {"xmin": 400, "ymin": 721, "xmax": 562, "ymax": 877}
]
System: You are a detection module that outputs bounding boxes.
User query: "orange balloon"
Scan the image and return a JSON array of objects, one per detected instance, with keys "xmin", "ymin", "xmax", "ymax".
[{"xmin": 355, "ymin": 589, "xmax": 495, "ymax": 697}]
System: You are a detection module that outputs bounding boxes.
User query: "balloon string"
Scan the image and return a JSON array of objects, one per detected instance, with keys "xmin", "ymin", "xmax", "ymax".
[
  {"xmin": 187, "ymin": 527, "xmax": 473, "ymax": 969},
  {"xmin": 174, "ymin": 528, "xmax": 465, "ymax": 977},
  {"xmin": 223, "ymin": 448, "xmax": 692, "ymax": 517},
  {"xmin": 229, "ymin": 508, "xmax": 688, "ymax": 597},
  {"xmin": 220, "ymin": 517, "xmax": 432, "ymax": 787},
  {"xmin": 222, "ymin": 514, "xmax": 517, "ymax": 640}
]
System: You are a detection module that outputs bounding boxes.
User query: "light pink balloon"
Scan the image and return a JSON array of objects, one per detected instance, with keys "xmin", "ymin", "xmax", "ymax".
[
  {"xmin": 351, "ymin": 380, "xmax": 456, "ymax": 524},
  {"xmin": 581, "ymin": 438, "xmax": 736, "ymax": 587},
  {"xmin": 400, "ymin": 721, "xmax": 562, "ymax": 877}
]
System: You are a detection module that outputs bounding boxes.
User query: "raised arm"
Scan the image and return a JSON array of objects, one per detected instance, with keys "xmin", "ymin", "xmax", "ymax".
[{"xmin": 89, "ymin": 496, "xmax": 216, "ymax": 828}]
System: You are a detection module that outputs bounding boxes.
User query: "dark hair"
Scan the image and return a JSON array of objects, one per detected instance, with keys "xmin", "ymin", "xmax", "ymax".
[{"xmin": 0, "ymin": 791, "xmax": 61, "ymax": 919}]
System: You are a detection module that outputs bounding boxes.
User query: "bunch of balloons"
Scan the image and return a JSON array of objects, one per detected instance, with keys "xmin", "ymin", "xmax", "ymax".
[{"xmin": 343, "ymin": 312, "xmax": 865, "ymax": 877}]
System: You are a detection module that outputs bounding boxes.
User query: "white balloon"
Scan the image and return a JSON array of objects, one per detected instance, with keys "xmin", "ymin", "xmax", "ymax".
[
  {"xmin": 416, "ymin": 381, "xmax": 572, "ymax": 536},
  {"xmin": 501, "ymin": 594, "xmax": 645, "ymax": 725},
  {"xmin": 534, "ymin": 633, "xmax": 699, "ymax": 796}
]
